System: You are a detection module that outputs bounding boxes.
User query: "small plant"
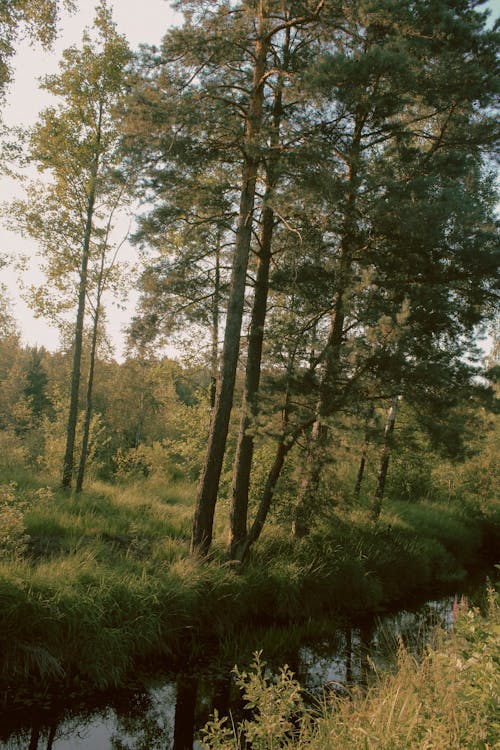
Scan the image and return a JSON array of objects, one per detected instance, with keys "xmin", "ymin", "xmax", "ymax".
[
  {"xmin": 0, "ymin": 482, "xmax": 28, "ymax": 559},
  {"xmin": 202, "ymin": 594, "xmax": 500, "ymax": 750},
  {"xmin": 203, "ymin": 651, "xmax": 307, "ymax": 750}
]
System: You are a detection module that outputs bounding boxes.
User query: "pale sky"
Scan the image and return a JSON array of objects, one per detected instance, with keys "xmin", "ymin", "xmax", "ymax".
[{"xmin": 0, "ymin": 0, "xmax": 180, "ymax": 358}]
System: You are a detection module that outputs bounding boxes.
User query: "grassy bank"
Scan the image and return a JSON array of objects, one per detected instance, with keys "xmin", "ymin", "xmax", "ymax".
[
  {"xmin": 0, "ymin": 473, "xmax": 499, "ymax": 694},
  {"xmin": 202, "ymin": 591, "xmax": 500, "ymax": 750}
]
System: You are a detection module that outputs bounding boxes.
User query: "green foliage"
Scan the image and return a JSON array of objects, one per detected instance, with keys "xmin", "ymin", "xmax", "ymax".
[
  {"xmin": 114, "ymin": 441, "xmax": 178, "ymax": 480},
  {"xmin": 35, "ymin": 395, "xmax": 109, "ymax": 481},
  {"xmin": 0, "ymin": 0, "xmax": 75, "ymax": 101},
  {"xmin": 204, "ymin": 651, "xmax": 307, "ymax": 750},
  {"xmin": 0, "ymin": 482, "xmax": 28, "ymax": 559}
]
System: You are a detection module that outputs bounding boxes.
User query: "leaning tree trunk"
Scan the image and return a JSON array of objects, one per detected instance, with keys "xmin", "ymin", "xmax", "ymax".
[
  {"xmin": 228, "ymin": 42, "xmax": 287, "ymax": 561},
  {"xmin": 190, "ymin": 7, "xmax": 270, "ymax": 557},
  {"xmin": 371, "ymin": 395, "xmax": 400, "ymax": 521},
  {"xmin": 354, "ymin": 406, "xmax": 375, "ymax": 498},
  {"xmin": 291, "ymin": 115, "xmax": 364, "ymax": 537},
  {"xmin": 209, "ymin": 233, "xmax": 221, "ymax": 409},
  {"xmin": 230, "ymin": 359, "xmax": 316, "ymax": 564}
]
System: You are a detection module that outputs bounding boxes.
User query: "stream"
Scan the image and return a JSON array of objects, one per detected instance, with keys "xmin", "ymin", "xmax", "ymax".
[{"xmin": 0, "ymin": 579, "xmax": 490, "ymax": 750}]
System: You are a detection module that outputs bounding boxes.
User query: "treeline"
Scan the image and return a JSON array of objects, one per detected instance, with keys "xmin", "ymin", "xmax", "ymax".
[
  {"xmin": 0, "ymin": 309, "xmax": 498, "ymax": 533},
  {"xmin": 0, "ymin": 0, "xmax": 499, "ymax": 563},
  {"xmin": 0, "ymin": 322, "xmax": 211, "ymax": 482}
]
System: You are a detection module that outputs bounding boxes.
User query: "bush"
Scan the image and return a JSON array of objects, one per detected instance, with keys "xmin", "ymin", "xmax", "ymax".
[{"xmin": 0, "ymin": 483, "xmax": 28, "ymax": 559}]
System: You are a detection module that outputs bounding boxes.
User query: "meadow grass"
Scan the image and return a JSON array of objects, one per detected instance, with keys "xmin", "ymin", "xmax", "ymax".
[{"xmin": 0, "ymin": 472, "xmax": 498, "ymax": 694}]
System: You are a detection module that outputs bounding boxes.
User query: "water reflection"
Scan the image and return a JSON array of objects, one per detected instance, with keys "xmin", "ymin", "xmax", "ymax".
[{"xmin": 0, "ymin": 592, "xmax": 475, "ymax": 750}]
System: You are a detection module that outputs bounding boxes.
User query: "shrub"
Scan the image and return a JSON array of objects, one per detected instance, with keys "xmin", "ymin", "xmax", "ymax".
[{"xmin": 0, "ymin": 483, "xmax": 28, "ymax": 559}]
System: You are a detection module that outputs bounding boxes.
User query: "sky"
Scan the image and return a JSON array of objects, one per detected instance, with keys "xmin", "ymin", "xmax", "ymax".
[
  {"xmin": 0, "ymin": 0, "xmax": 180, "ymax": 358},
  {"xmin": 1, "ymin": 0, "xmax": 499, "ymax": 359}
]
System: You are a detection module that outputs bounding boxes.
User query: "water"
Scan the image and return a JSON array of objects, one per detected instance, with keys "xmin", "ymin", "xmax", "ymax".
[{"xmin": 0, "ymin": 587, "xmax": 484, "ymax": 750}]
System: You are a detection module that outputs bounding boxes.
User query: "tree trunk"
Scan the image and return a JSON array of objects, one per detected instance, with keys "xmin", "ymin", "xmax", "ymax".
[
  {"xmin": 291, "ymin": 115, "xmax": 364, "ymax": 536},
  {"xmin": 61, "ymin": 185, "xmax": 97, "ymax": 488},
  {"xmin": 209, "ymin": 232, "xmax": 221, "ymax": 409},
  {"xmin": 229, "ymin": 45, "xmax": 286, "ymax": 559},
  {"xmin": 371, "ymin": 395, "xmax": 400, "ymax": 520},
  {"xmin": 354, "ymin": 451, "xmax": 366, "ymax": 498},
  {"xmin": 190, "ymin": 6, "xmax": 270, "ymax": 557},
  {"xmin": 75, "ymin": 289, "xmax": 102, "ymax": 493},
  {"xmin": 354, "ymin": 407, "xmax": 374, "ymax": 498},
  {"xmin": 61, "ymin": 108, "xmax": 102, "ymax": 490}
]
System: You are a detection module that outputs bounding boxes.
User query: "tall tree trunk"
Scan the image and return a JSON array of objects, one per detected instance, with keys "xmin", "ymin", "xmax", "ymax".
[
  {"xmin": 354, "ymin": 450, "xmax": 367, "ymax": 498},
  {"xmin": 61, "ymin": 185, "xmax": 97, "ymax": 488},
  {"xmin": 229, "ymin": 41, "xmax": 287, "ymax": 560},
  {"xmin": 75, "ymin": 288, "xmax": 102, "ymax": 493},
  {"xmin": 191, "ymin": 4, "xmax": 270, "ymax": 557},
  {"xmin": 61, "ymin": 108, "xmax": 102, "ymax": 489},
  {"xmin": 230, "ymin": 352, "xmax": 315, "ymax": 564},
  {"xmin": 371, "ymin": 395, "xmax": 400, "ymax": 520},
  {"xmin": 354, "ymin": 406, "xmax": 374, "ymax": 498},
  {"xmin": 210, "ymin": 232, "xmax": 221, "ymax": 409}
]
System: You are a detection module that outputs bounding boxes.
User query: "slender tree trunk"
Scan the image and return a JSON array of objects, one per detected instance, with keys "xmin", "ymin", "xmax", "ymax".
[
  {"xmin": 61, "ymin": 185, "xmax": 97, "ymax": 488},
  {"xmin": 75, "ymin": 289, "xmax": 102, "ymax": 493},
  {"xmin": 229, "ymin": 46, "xmax": 286, "ymax": 560},
  {"xmin": 61, "ymin": 109, "xmax": 102, "ymax": 490},
  {"xmin": 291, "ymin": 295, "xmax": 346, "ymax": 537},
  {"xmin": 354, "ymin": 451, "xmax": 367, "ymax": 498},
  {"xmin": 210, "ymin": 233, "xmax": 221, "ymax": 409},
  {"xmin": 231, "ymin": 353, "xmax": 315, "ymax": 564},
  {"xmin": 371, "ymin": 395, "xmax": 400, "ymax": 520},
  {"xmin": 191, "ymin": 5, "xmax": 270, "ymax": 557},
  {"xmin": 291, "ymin": 115, "xmax": 364, "ymax": 536},
  {"xmin": 354, "ymin": 407, "xmax": 374, "ymax": 498}
]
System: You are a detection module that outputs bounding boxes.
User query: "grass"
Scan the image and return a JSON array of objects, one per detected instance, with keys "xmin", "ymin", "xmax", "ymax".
[
  {"xmin": 202, "ymin": 590, "xmax": 500, "ymax": 750},
  {"xmin": 0, "ymin": 472, "xmax": 499, "ymax": 696}
]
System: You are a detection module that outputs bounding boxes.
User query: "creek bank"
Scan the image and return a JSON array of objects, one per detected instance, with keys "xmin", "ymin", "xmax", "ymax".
[
  {"xmin": 1, "ymin": 579, "xmax": 496, "ymax": 750},
  {"xmin": 1, "ymin": 496, "xmax": 499, "ymax": 701}
]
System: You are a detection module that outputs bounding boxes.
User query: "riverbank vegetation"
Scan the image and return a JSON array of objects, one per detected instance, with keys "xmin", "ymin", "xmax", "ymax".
[
  {"xmin": 202, "ymin": 590, "xmax": 500, "ymax": 750},
  {"xmin": 0, "ymin": 457, "xmax": 498, "ymax": 693}
]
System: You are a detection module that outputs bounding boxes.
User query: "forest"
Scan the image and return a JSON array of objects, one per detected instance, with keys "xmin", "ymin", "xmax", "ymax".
[{"xmin": 0, "ymin": 0, "xmax": 499, "ymax": 747}]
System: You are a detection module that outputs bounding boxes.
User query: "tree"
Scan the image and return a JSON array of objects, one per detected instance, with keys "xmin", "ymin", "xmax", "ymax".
[
  {"xmin": 8, "ymin": 1, "xmax": 132, "ymax": 489},
  {"xmin": 288, "ymin": 0, "xmax": 499, "ymax": 536},
  {"xmin": 23, "ymin": 347, "xmax": 52, "ymax": 423},
  {"xmin": 125, "ymin": 0, "xmax": 326, "ymax": 556},
  {"xmin": 0, "ymin": 0, "xmax": 75, "ymax": 101}
]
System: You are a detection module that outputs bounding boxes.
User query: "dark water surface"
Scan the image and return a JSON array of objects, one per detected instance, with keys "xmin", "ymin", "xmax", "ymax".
[{"xmin": 0, "ymin": 580, "xmax": 489, "ymax": 750}]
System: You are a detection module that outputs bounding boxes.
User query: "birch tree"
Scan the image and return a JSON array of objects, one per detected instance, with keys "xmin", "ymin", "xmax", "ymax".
[{"xmin": 8, "ymin": 1, "xmax": 132, "ymax": 489}]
